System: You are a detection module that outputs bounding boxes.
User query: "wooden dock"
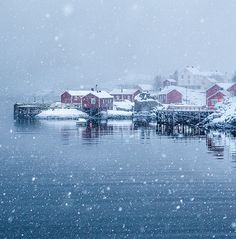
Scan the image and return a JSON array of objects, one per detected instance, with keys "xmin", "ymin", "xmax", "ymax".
[
  {"xmin": 14, "ymin": 103, "xmax": 50, "ymax": 119},
  {"xmin": 156, "ymin": 109, "xmax": 214, "ymax": 126}
]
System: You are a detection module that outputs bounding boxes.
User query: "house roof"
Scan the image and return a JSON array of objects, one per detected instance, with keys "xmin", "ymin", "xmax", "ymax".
[
  {"xmin": 158, "ymin": 86, "xmax": 183, "ymax": 95},
  {"xmin": 67, "ymin": 90, "xmax": 90, "ymax": 96},
  {"xmin": 66, "ymin": 90, "xmax": 113, "ymax": 99},
  {"xmin": 208, "ymin": 90, "xmax": 230, "ymax": 99},
  {"xmin": 87, "ymin": 91, "xmax": 113, "ymax": 99},
  {"xmin": 110, "ymin": 88, "xmax": 139, "ymax": 95},
  {"xmin": 217, "ymin": 83, "xmax": 234, "ymax": 90}
]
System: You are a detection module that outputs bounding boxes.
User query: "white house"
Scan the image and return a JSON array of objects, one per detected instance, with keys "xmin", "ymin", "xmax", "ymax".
[{"xmin": 178, "ymin": 66, "xmax": 227, "ymax": 90}]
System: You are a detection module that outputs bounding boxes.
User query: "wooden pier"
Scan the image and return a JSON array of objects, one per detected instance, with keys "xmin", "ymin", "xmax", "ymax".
[
  {"xmin": 156, "ymin": 109, "xmax": 214, "ymax": 126},
  {"xmin": 14, "ymin": 103, "xmax": 50, "ymax": 119}
]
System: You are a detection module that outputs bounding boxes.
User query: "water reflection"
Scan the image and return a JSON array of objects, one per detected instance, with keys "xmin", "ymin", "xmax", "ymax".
[
  {"xmin": 13, "ymin": 120, "xmax": 236, "ymax": 168},
  {"xmin": 206, "ymin": 132, "xmax": 225, "ymax": 159},
  {"xmin": 156, "ymin": 124, "xmax": 205, "ymax": 138},
  {"xmin": 9, "ymin": 119, "xmax": 236, "ymax": 237}
]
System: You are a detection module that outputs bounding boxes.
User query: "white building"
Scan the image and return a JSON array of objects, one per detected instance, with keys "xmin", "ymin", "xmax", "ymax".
[{"xmin": 178, "ymin": 66, "xmax": 227, "ymax": 90}]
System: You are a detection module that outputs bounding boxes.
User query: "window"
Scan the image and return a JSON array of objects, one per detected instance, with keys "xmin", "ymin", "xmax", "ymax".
[
  {"xmin": 91, "ymin": 98, "xmax": 96, "ymax": 104},
  {"xmin": 211, "ymin": 99, "xmax": 218, "ymax": 105}
]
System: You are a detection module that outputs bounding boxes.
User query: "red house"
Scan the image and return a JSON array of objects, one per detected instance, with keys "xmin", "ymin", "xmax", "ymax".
[
  {"xmin": 158, "ymin": 87, "xmax": 182, "ymax": 104},
  {"xmin": 207, "ymin": 90, "xmax": 229, "ymax": 109},
  {"xmin": 206, "ymin": 83, "xmax": 236, "ymax": 109},
  {"xmin": 110, "ymin": 89, "xmax": 141, "ymax": 102},
  {"xmin": 82, "ymin": 91, "xmax": 113, "ymax": 110},
  {"xmin": 61, "ymin": 90, "xmax": 90, "ymax": 105},
  {"xmin": 163, "ymin": 79, "xmax": 177, "ymax": 88}
]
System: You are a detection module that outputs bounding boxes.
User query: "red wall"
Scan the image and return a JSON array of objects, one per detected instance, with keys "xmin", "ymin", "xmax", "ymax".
[
  {"xmin": 228, "ymin": 84, "xmax": 236, "ymax": 96},
  {"xmin": 158, "ymin": 90, "xmax": 182, "ymax": 104},
  {"xmin": 82, "ymin": 93, "xmax": 113, "ymax": 110},
  {"xmin": 111, "ymin": 90, "xmax": 141, "ymax": 102},
  {"xmin": 206, "ymin": 85, "xmax": 220, "ymax": 99},
  {"xmin": 167, "ymin": 90, "xmax": 182, "ymax": 104},
  {"xmin": 61, "ymin": 92, "xmax": 72, "ymax": 103},
  {"xmin": 61, "ymin": 92, "xmax": 82, "ymax": 104},
  {"xmin": 82, "ymin": 94, "xmax": 99, "ymax": 109},
  {"xmin": 207, "ymin": 91, "xmax": 225, "ymax": 109}
]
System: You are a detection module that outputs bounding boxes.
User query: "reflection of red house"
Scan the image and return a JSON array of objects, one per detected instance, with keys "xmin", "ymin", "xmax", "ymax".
[
  {"xmin": 61, "ymin": 90, "xmax": 90, "ymax": 105},
  {"xmin": 158, "ymin": 87, "xmax": 182, "ymax": 104},
  {"xmin": 82, "ymin": 91, "xmax": 113, "ymax": 110},
  {"xmin": 110, "ymin": 89, "xmax": 141, "ymax": 102},
  {"xmin": 206, "ymin": 83, "xmax": 236, "ymax": 109},
  {"xmin": 163, "ymin": 79, "xmax": 177, "ymax": 88}
]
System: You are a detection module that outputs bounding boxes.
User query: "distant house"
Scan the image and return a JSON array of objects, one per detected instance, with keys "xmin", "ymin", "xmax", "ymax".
[
  {"xmin": 163, "ymin": 79, "xmax": 177, "ymax": 88},
  {"xmin": 178, "ymin": 66, "xmax": 227, "ymax": 90},
  {"xmin": 158, "ymin": 87, "xmax": 182, "ymax": 104},
  {"xmin": 110, "ymin": 89, "xmax": 141, "ymax": 102},
  {"xmin": 61, "ymin": 90, "xmax": 90, "ymax": 106},
  {"xmin": 206, "ymin": 83, "xmax": 236, "ymax": 109},
  {"xmin": 82, "ymin": 91, "xmax": 113, "ymax": 111}
]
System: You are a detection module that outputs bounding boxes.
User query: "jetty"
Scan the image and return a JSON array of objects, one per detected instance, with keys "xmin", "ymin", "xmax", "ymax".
[
  {"xmin": 156, "ymin": 105, "xmax": 214, "ymax": 125},
  {"xmin": 14, "ymin": 103, "xmax": 50, "ymax": 119}
]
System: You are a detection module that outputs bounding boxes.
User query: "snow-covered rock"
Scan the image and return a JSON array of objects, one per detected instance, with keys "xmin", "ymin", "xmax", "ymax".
[{"xmin": 100, "ymin": 110, "xmax": 133, "ymax": 119}]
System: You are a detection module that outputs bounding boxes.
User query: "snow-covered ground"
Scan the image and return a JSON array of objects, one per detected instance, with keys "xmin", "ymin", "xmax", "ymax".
[
  {"xmin": 100, "ymin": 110, "xmax": 133, "ymax": 119},
  {"xmin": 36, "ymin": 108, "xmax": 88, "ymax": 119}
]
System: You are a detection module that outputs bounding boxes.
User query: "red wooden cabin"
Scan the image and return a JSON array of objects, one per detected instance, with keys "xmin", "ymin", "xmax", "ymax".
[
  {"xmin": 61, "ymin": 90, "xmax": 90, "ymax": 105},
  {"xmin": 158, "ymin": 87, "xmax": 182, "ymax": 104}
]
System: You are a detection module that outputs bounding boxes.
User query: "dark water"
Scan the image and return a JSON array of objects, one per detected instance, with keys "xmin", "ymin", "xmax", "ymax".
[{"xmin": 1, "ymin": 104, "xmax": 236, "ymax": 238}]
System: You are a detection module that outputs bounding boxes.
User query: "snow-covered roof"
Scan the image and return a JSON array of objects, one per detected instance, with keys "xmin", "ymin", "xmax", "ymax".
[
  {"xmin": 88, "ymin": 91, "xmax": 113, "ymax": 99},
  {"xmin": 65, "ymin": 90, "xmax": 113, "ymax": 98},
  {"xmin": 158, "ymin": 86, "xmax": 183, "ymax": 95},
  {"xmin": 209, "ymin": 89, "xmax": 230, "ymax": 98},
  {"xmin": 110, "ymin": 88, "xmax": 139, "ymax": 95},
  {"xmin": 67, "ymin": 90, "xmax": 90, "ymax": 96},
  {"xmin": 217, "ymin": 83, "xmax": 234, "ymax": 90}
]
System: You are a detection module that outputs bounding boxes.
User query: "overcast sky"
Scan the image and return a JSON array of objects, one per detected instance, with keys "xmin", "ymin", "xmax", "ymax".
[{"xmin": 1, "ymin": 0, "xmax": 236, "ymax": 94}]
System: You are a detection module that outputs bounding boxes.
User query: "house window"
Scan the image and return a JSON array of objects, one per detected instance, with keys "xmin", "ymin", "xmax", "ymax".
[
  {"xmin": 211, "ymin": 99, "xmax": 218, "ymax": 105},
  {"xmin": 91, "ymin": 98, "xmax": 96, "ymax": 104}
]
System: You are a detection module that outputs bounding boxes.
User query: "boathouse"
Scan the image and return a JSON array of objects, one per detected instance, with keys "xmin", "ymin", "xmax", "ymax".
[
  {"xmin": 61, "ymin": 90, "xmax": 90, "ymax": 106},
  {"xmin": 158, "ymin": 87, "xmax": 182, "ymax": 104}
]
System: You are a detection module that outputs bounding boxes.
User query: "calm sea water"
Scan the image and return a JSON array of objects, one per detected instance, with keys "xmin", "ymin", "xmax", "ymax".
[{"xmin": 1, "ymin": 102, "xmax": 236, "ymax": 238}]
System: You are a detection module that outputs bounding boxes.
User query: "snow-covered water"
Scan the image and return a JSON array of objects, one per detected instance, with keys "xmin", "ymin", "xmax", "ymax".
[{"xmin": 1, "ymin": 102, "xmax": 236, "ymax": 238}]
